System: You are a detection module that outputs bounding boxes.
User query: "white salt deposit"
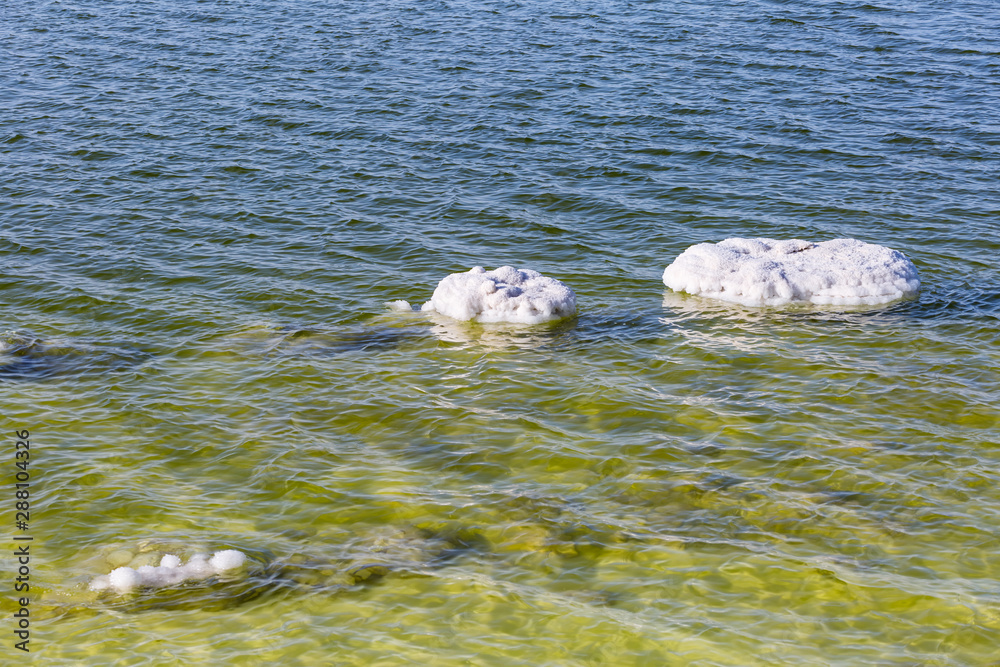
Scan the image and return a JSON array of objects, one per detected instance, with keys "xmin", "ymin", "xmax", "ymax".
[
  {"xmin": 89, "ymin": 549, "xmax": 248, "ymax": 594},
  {"xmin": 422, "ymin": 266, "xmax": 576, "ymax": 324},
  {"xmin": 662, "ymin": 238, "xmax": 920, "ymax": 306},
  {"xmin": 160, "ymin": 554, "xmax": 181, "ymax": 569},
  {"xmin": 184, "ymin": 553, "xmax": 215, "ymax": 579},
  {"xmin": 385, "ymin": 300, "xmax": 412, "ymax": 312},
  {"xmin": 209, "ymin": 549, "xmax": 246, "ymax": 571},
  {"xmin": 104, "ymin": 566, "xmax": 140, "ymax": 593}
]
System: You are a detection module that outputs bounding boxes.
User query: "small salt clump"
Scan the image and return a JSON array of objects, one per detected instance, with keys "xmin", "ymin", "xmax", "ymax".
[
  {"xmin": 385, "ymin": 300, "xmax": 412, "ymax": 312},
  {"xmin": 422, "ymin": 266, "xmax": 576, "ymax": 324},
  {"xmin": 209, "ymin": 549, "xmax": 246, "ymax": 572},
  {"xmin": 160, "ymin": 554, "xmax": 181, "ymax": 568},
  {"xmin": 89, "ymin": 549, "xmax": 248, "ymax": 594},
  {"xmin": 107, "ymin": 566, "xmax": 142, "ymax": 594},
  {"xmin": 88, "ymin": 575, "xmax": 110, "ymax": 592},
  {"xmin": 662, "ymin": 238, "xmax": 920, "ymax": 306},
  {"xmin": 184, "ymin": 553, "xmax": 215, "ymax": 579}
]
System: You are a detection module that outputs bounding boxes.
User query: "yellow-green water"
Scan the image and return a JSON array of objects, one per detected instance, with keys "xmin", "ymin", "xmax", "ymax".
[{"xmin": 2, "ymin": 0, "xmax": 999, "ymax": 664}]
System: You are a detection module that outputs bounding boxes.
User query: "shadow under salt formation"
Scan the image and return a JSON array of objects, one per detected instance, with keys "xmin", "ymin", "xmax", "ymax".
[
  {"xmin": 425, "ymin": 310, "xmax": 580, "ymax": 350},
  {"xmin": 660, "ymin": 290, "xmax": 919, "ymax": 321},
  {"xmin": 425, "ymin": 306, "xmax": 677, "ymax": 354},
  {"xmin": 658, "ymin": 289, "xmax": 942, "ymax": 334},
  {"xmin": 660, "ymin": 284, "xmax": 1000, "ymax": 344},
  {"xmin": 0, "ymin": 332, "xmax": 152, "ymax": 382}
]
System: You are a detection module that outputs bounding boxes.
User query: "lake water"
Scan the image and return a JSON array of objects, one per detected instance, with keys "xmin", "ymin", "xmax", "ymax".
[{"xmin": 2, "ymin": 0, "xmax": 999, "ymax": 664}]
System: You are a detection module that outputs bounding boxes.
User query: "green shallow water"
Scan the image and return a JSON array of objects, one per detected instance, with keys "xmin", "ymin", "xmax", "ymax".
[
  {"xmin": 11, "ymin": 301, "xmax": 1000, "ymax": 665},
  {"xmin": 2, "ymin": 0, "xmax": 1000, "ymax": 664}
]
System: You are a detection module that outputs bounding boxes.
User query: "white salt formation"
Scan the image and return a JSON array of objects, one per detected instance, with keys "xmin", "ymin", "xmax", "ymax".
[
  {"xmin": 662, "ymin": 238, "xmax": 920, "ymax": 306},
  {"xmin": 209, "ymin": 549, "xmax": 247, "ymax": 571},
  {"xmin": 89, "ymin": 550, "xmax": 247, "ymax": 594},
  {"xmin": 422, "ymin": 266, "xmax": 576, "ymax": 324},
  {"xmin": 385, "ymin": 300, "xmax": 413, "ymax": 312}
]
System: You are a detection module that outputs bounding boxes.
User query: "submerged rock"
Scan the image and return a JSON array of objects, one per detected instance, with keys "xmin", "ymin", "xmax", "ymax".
[
  {"xmin": 287, "ymin": 328, "xmax": 426, "ymax": 355},
  {"xmin": 0, "ymin": 332, "xmax": 150, "ymax": 381},
  {"xmin": 228, "ymin": 323, "xmax": 427, "ymax": 356}
]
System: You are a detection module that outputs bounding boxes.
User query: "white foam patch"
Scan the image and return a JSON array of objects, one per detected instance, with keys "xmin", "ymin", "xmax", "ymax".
[
  {"xmin": 422, "ymin": 266, "xmax": 576, "ymax": 324},
  {"xmin": 662, "ymin": 238, "xmax": 920, "ymax": 306},
  {"xmin": 89, "ymin": 550, "xmax": 248, "ymax": 594}
]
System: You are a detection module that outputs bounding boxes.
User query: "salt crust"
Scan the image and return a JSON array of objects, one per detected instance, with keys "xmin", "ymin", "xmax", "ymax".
[
  {"xmin": 422, "ymin": 266, "xmax": 576, "ymax": 324},
  {"xmin": 89, "ymin": 550, "xmax": 247, "ymax": 594},
  {"xmin": 662, "ymin": 238, "xmax": 920, "ymax": 306}
]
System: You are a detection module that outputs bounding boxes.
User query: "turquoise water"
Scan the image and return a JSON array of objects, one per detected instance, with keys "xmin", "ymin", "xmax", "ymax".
[{"xmin": 2, "ymin": 0, "xmax": 999, "ymax": 664}]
